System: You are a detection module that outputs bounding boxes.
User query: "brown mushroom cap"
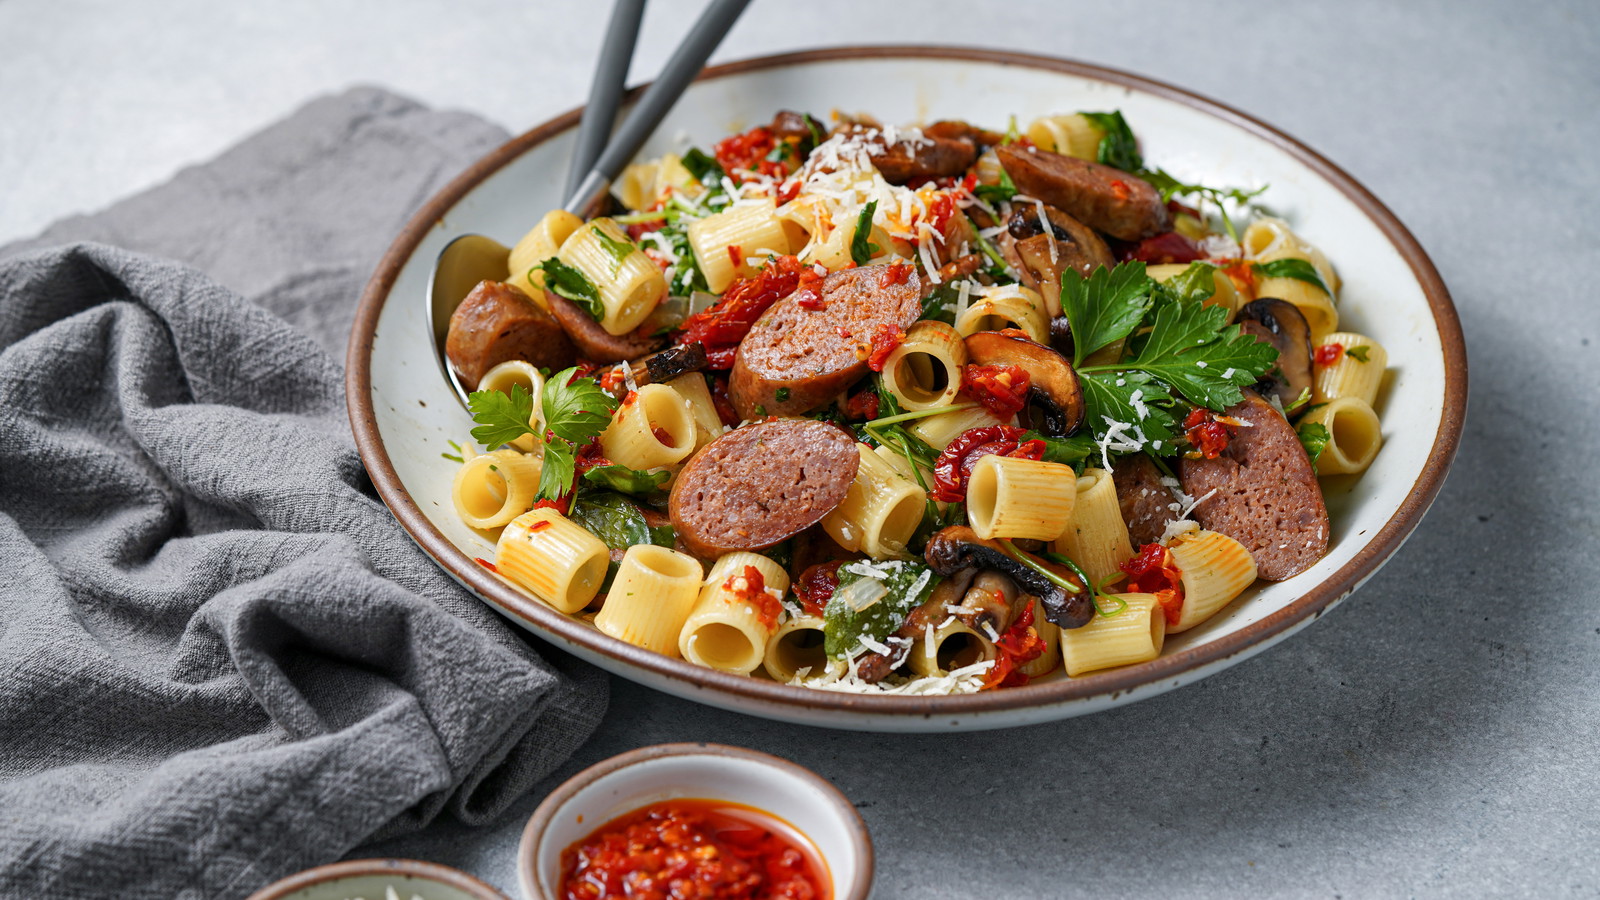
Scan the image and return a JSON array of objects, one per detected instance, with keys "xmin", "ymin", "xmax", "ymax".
[
  {"xmin": 963, "ymin": 330, "xmax": 1086, "ymax": 437},
  {"xmin": 1235, "ymin": 298, "xmax": 1313, "ymax": 416},
  {"xmin": 1003, "ymin": 206, "xmax": 1115, "ymax": 316},
  {"xmin": 923, "ymin": 526, "xmax": 1093, "ymax": 629}
]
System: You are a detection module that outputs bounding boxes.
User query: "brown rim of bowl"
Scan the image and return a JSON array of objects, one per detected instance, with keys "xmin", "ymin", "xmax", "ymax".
[
  {"xmin": 516, "ymin": 742, "xmax": 873, "ymax": 900},
  {"xmin": 347, "ymin": 45, "xmax": 1467, "ymax": 720},
  {"xmin": 243, "ymin": 858, "xmax": 511, "ymax": 900}
]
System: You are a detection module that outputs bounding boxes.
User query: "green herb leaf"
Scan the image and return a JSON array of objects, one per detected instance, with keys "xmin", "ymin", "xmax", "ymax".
[
  {"xmin": 1345, "ymin": 345, "xmax": 1371, "ymax": 363},
  {"xmin": 1058, "ymin": 262, "xmax": 1156, "ymax": 367},
  {"xmin": 972, "ymin": 166, "xmax": 1017, "ymax": 205},
  {"xmin": 1077, "ymin": 371, "xmax": 1183, "ymax": 458},
  {"xmin": 1154, "ymin": 261, "xmax": 1220, "ymax": 307},
  {"xmin": 803, "ymin": 113, "xmax": 827, "ymax": 147},
  {"xmin": 1079, "ymin": 110, "xmax": 1142, "ymax": 172},
  {"xmin": 1253, "ymin": 258, "xmax": 1331, "ymax": 297},
  {"xmin": 1297, "ymin": 421, "xmax": 1330, "ymax": 466},
  {"xmin": 1137, "ymin": 168, "xmax": 1267, "ymax": 242},
  {"xmin": 1002, "ymin": 115, "xmax": 1021, "ymax": 145},
  {"xmin": 536, "ymin": 257, "xmax": 604, "ymax": 321},
  {"xmin": 440, "ymin": 451, "xmax": 464, "ymax": 463},
  {"xmin": 541, "ymin": 367, "xmax": 619, "ymax": 445},
  {"xmin": 467, "ymin": 384, "xmax": 538, "ymax": 448},
  {"xmin": 582, "ymin": 464, "xmax": 671, "ymax": 496},
  {"xmin": 851, "ymin": 201, "xmax": 881, "ymax": 266},
  {"xmin": 920, "ymin": 281, "xmax": 962, "ymax": 325},
  {"xmin": 823, "ymin": 560, "xmax": 942, "ymax": 659},
  {"xmin": 1111, "ymin": 294, "xmax": 1279, "ymax": 411},
  {"xmin": 569, "ymin": 492, "xmax": 674, "ymax": 587},
  {"xmin": 590, "ymin": 225, "xmax": 637, "ymax": 275},
  {"xmin": 775, "ymin": 387, "xmax": 791, "ymax": 402},
  {"xmin": 680, "ymin": 147, "xmax": 724, "ymax": 185},
  {"xmin": 537, "ymin": 440, "xmax": 576, "ymax": 502},
  {"xmin": 1022, "ymin": 431, "xmax": 1096, "ymax": 471},
  {"xmin": 1285, "ymin": 386, "xmax": 1313, "ymax": 414}
]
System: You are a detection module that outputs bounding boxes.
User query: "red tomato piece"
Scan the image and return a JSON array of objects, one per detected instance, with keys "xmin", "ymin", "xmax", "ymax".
[{"xmin": 959, "ymin": 364, "xmax": 1031, "ymax": 418}]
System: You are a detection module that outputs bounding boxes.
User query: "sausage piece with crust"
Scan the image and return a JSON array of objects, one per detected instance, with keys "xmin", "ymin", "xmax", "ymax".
[
  {"xmin": 729, "ymin": 264, "xmax": 922, "ymax": 419},
  {"xmin": 836, "ymin": 124, "xmax": 978, "ymax": 185},
  {"xmin": 544, "ymin": 290, "xmax": 666, "ymax": 363},
  {"xmin": 1113, "ymin": 454, "xmax": 1180, "ymax": 547},
  {"xmin": 669, "ymin": 419, "xmax": 861, "ymax": 559},
  {"xmin": 996, "ymin": 143, "xmax": 1169, "ymax": 241},
  {"xmin": 1179, "ymin": 391, "xmax": 1330, "ymax": 580},
  {"xmin": 445, "ymin": 280, "xmax": 575, "ymax": 391}
]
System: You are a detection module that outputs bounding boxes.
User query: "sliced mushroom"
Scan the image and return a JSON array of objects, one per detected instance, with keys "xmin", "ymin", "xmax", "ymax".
[
  {"xmin": 544, "ymin": 290, "xmax": 667, "ymax": 363},
  {"xmin": 643, "ymin": 343, "xmax": 709, "ymax": 384},
  {"xmin": 952, "ymin": 571, "xmax": 1023, "ymax": 635},
  {"xmin": 924, "ymin": 526, "xmax": 1093, "ymax": 629},
  {"xmin": 963, "ymin": 330, "xmax": 1085, "ymax": 436},
  {"xmin": 1004, "ymin": 206, "xmax": 1115, "ymax": 314},
  {"xmin": 1235, "ymin": 298, "xmax": 1314, "ymax": 416},
  {"xmin": 923, "ymin": 119, "xmax": 1009, "ymax": 149}
]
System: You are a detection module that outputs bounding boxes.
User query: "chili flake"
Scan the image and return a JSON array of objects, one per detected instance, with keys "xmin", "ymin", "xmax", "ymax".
[
  {"xmin": 866, "ymin": 323, "xmax": 907, "ymax": 372},
  {"xmin": 960, "ymin": 364, "xmax": 1032, "ymax": 418},
  {"xmin": 1314, "ymin": 342, "xmax": 1344, "ymax": 367}
]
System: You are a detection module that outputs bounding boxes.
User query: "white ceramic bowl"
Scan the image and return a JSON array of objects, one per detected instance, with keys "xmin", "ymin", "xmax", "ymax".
[
  {"xmin": 244, "ymin": 859, "xmax": 510, "ymax": 900},
  {"xmin": 517, "ymin": 743, "xmax": 872, "ymax": 900},
  {"xmin": 349, "ymin": 47, "xmax": 1466, "ymax": 731}
]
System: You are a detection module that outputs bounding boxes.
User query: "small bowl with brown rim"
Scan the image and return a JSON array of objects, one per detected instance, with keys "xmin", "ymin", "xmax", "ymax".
[{"xmin": 244, "ymin": 858, "xmax": 511, "ymax": 900}]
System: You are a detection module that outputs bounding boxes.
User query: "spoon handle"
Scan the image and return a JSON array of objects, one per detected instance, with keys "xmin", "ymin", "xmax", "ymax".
[
  {"xmin": 564, "ymin": 0, "xmax": 646, "ymax": 203},
  {"xmin": 564, "ymin": 0, "xmax": 752, "ymax": 214}
]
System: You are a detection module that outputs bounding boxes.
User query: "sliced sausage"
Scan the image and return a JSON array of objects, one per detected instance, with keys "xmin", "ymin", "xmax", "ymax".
[
  {"xmin": 996, "ymin": 143, "xmax": 1169, "ymax": 241},
  {"xmin": 668, "ymin": 418, "xmax": 861, "ymax": 559},
  {"xmin": 770, "ymin": 109, "xmax": 824, "ymax": 154},
  {"xmin": 445, "ymin": 280, "xmax": 575, "ymax": 391},
  {"xmin": 923, "ymin": 119, "xmax": 1008, "ymax": 149},
  {"xmin": 1113, "ymin": 454, "xmax": 1180, "ymax": 547},
  {"xmin": 729, "ymin": 263, "xmax": 922, "ymax": 419},
  {"xmin": 544, "ymin": 290, "xmax": 666, "ymax": 363},
  {"xmin": 839, "ymin": 124, "xmax": 978, "ymax": 185},
  {"xmin": 1179, "ymin": 391, "xmax": 1330, "ymax": 580}
]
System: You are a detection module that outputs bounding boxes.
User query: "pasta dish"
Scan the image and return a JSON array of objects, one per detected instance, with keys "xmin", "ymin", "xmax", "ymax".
[{"xmin": 439, "ymin": 108, "xmax": 1389, "ymax": 694}]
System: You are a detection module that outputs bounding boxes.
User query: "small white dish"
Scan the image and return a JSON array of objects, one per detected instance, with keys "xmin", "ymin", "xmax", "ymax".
[
  {"xmin": 517, "ymin": 743, "xmax": 873, "ymax": 900},
  {"xmin": 244, "ymin": 858, "xmax": 510, "ymax": 900}
]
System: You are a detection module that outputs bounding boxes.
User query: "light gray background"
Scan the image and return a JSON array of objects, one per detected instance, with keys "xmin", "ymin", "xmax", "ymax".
[{"xmin": 4, "ymin": 1, "xmax": 1597, "ymax": 897}]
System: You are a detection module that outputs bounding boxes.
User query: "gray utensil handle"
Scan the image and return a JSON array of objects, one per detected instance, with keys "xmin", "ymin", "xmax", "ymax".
[{"xmin": 564, "ymin": 0, "xmax": 646, "ymax": 201}]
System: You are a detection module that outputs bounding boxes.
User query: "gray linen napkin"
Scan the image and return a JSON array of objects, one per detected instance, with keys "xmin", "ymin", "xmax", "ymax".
[{"xmin": 0, "ymin": 89, "xmax": 607, "ymax": 899}]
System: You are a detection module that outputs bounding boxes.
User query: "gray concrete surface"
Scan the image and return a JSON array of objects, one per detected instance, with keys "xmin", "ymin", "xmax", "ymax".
[{"xmin": 4, "ymin": 0, "xmax": 1597, "ymax": 896}]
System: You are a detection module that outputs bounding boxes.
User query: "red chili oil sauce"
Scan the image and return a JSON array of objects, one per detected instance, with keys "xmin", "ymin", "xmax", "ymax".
[{"xmin": 558, "ymin": 798, "xmax": 830, "ymax": 900}]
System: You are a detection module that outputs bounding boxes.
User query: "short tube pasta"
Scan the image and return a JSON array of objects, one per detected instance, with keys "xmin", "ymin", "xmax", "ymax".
[
  {"xmin": 965, "ymin": 455, "xmax": 1077, "ymax": 541},
  {"xmin": 496, "ymin": 509, "xmax": 611, "ymax": 614},
  {"xmin": 594, "ymin": 545, "xmax": 705, "ymax": 656},
  {"xmin": 665, "ymin": 374, "xmax": 726, "ymax": 452},
  {"xmin": 557, "ymin": 218, "xmax": 668, "ymax": 335},
  {"xmin": 679, "ymin": 552, "xmax": 791, "ymax": 675},
  {"xmin": 1254, "ymin": 245, "xmax": 1339, "ymax": 342},
  {"xmin": 600, "ymin": 383, "xmax": 697, "ymax": 470},
  {"xmin": 476, "ymin": 360, "xmax": 545, "ymax": 452},
  {"xmin": 451, "ymin": 449, "xmax": 540, "ymax": 529},
  {"xmin": 909, "ymin": 405, "xmax": 1013, "ymax": 450},
  {"xmin": 1300, "ymin": 396, "xmax": 1383, "ymax": 475},
  {"xmin": 615, "ymin": 160, "xmax": 661, "ymax": 212},
  {"xmin": 1059, "ymin": 592, "xmax": 1166, "ymax": 677},
  {"xmin": 907, "ymin": 618, "xmax": 998, "ymax": 677},
  {"xmin": 1166, "ymin": 530, "xmax": 1257, "ymax": 633},
  {"xmin": 764, "ymin": 615, "xmax": 843, "ymax": 683},
  {"xmin": 687, "ymin": 199, "xmax": 792, "ymax": 293},
  {"xmin": 1314, "ymin": 331, "xmax": 1389, "ymax": 407},
  {"xmin": 880, "ymin": 320, "xmax": 968, "ymax": 410},
  {"xmin": 507, "ymin": 209, "xmax": 584, "ymax": 302},
  {"xmin": 1053, "ymin": 468, "xmax": 1135, "ymax": 587},
  {"xmin": 1024, "ymin": 114, "xmax": 1101, "ymax": 160},
  {"xmin": 954, "ymin": 285, "xmax": 1049, "ymax": 344},
  {"xmin": 823, "ymin": 444, "xmax": 925, "ymax": 558}
]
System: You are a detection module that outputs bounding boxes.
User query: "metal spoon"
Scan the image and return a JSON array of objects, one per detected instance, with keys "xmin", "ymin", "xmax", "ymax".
[{"xmin": 428, "ymin": 0, "xmax": 751, "ymax": 407}]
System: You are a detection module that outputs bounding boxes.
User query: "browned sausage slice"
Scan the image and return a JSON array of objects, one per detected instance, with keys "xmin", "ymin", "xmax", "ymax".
[
  {"xmin": 1113, "ymin": 454, "xmax": 1180, "ymax": 547},
  {"xmin": 544, "ymin": 290, "xmax": 666, "ymax": 363},
  {"xmin": 996, "ymin": 143, "xmax": 1169, "ymax": 241},
  {"xmin": 445, "ymin": 280, "xmax": 575, "ymax": 391},
  {"xmin": 729, "ymin": 264, "xmax": 922, "ymax": 419},
  {"xmin": 668, "ymin": 419, "xmax": 860, "ymax": 559},
  {"xmin": 837, "ymin": 125, "xmax": 978, "ymax": 185},
  {"xmin": 1179, "ymin": 392, "xmax": 1330, "ymax": 580}
]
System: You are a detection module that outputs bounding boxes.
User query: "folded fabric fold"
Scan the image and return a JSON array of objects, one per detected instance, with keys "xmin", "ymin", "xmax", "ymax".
[{"xmin": 0, "ymin": 90, "xmax": 608, "ymax": 900}]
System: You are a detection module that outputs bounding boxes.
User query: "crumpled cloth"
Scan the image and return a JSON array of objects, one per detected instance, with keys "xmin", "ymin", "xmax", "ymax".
[{"xmin": 0, "ymin": 88, "xmax": 608, "ymax": 900}]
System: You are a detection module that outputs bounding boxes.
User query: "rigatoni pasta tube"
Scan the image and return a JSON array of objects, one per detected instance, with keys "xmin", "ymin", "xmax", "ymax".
[
  {"xmin": 1241, "ymin": 217, "xmax": 1340, "ymax": 294},
  {"xmin": 907, "ymin": 618, "xmax": 998, "ymax": 677},
  {"xmin": 822, "ymin": 445, "xmax": 925, "ymax": 558},
  {"xmin": 1054, "ymin": 468, "xmax": 1135, "ymax": 587},
  {"xmin": 496, "ymin": 509, "xmax": 610, "ymax": 614},
  {"xmin": 1059, "ymin": 593, "xmax": 1166, "ymax": 677},
  {"xmin": 687, "ymin": 199, "xmax": 792, "ymax": 293},
  {"xmin": 476, "ymin": 360, "xmax": 545, "ymax": 452},
  {"xmin": 615, "ymin": 160, "xmax": 661, "ymax": 212},
  {"xmin": 1024, "ymin": 114, "xmax": 1101, "ymax": 160},
  {"xmin": 764, "ymin": 615, "xmax": 843, "ymax": 683},
  {"xmin": 665, "ymin": 374, "xmax": 725, "ymax": 452},
  {"xmin": 881, "ymin": 320, "xmax": 968, "ymax": 410},
  {"xmin": 594, "ymin": 545, "xmax": 704, "ymax": 656},
  {"xmin": 1254, "ymin": 245, "xmax": 1339, "ymax": 342},
  {"xmin": 909, "ymin": 405, "xmax": 1011, "ymax": 450},
  {"xmin": 679, "ymin": 553, "xmax": 791, "ymax": 675},
  {"xmin": 600, "ymin": 383, "xmax": 696, "ymax": 470},
  {"xmin": 1148, "ymin": 263, "xmax": 1241, "ymax": 319},
  {"xmin": 507, "ymin": 210, "xmax": 583, "ymax": 302},
  {"xmin": 1166, "ymin": 530, "xmax": 1257, "ymax": 633},
  {"xmin": 1314, "ymin": 331, "xmax": 1389, "ymax": 407},
  {"xmin": 1300, "ymin": 396, "xmax": 1383, "ymax": 475},
  {"xmin": 965, "ymin": 455, "xmax": 1077, "ymax": 541},
  {"xmin": 954, "ymin": 285, "xmax": 1049, "ymax": 344},
  {"xmin": 556, "ymin": 218, "xmax": 667, "ymax": 335},
  {"xmin": 451, "ymin": 449, "xmax": 540, "ymax": 529}
]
